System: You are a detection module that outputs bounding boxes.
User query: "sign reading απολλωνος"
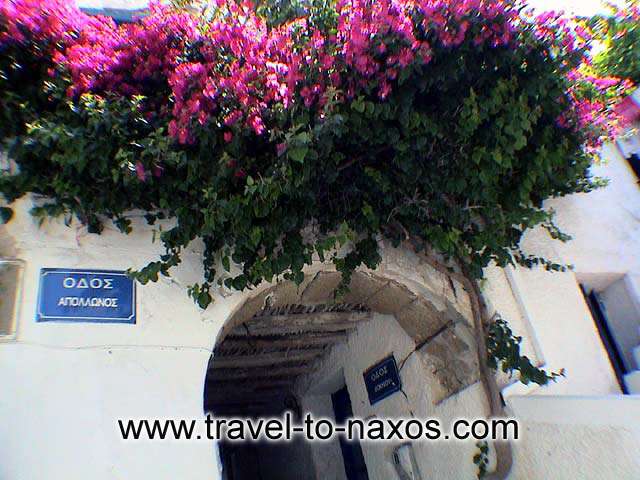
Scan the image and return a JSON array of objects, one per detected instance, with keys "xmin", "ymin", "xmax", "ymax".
[
  {"xmin": 363, "ymin": 355, "xmax": 402, "ymax": 405},
  {"xmin": 36, "ymin": 268, "xmax": 135, "ymax": 324}
]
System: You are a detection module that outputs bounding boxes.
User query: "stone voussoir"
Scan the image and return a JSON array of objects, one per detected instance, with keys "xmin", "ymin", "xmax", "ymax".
[
  {"xmin": 364, "ymin": 279, "xmax": 417, "ymax": 315},
  {"xmin": 395, "ymin": 297, "xmax": 448, "ymax": 344},
  {"xmin": 300, "ymin": 271, "xmax": 343, "ymax": 303},
  {"xmin": 417, "ymin": 320, "xmax": 480, "ymax": 404}
]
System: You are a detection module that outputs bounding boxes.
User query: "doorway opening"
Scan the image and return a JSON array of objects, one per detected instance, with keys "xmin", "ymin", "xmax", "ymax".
[
  {"xmin": 332, "ymin": 385, "xmax": 370, "ymax": 480},
  {"xmin": 203, "ymin": 262, "xmax": 482, "ymax": 480},
  {"xmin": 204, "ymin": 298, "xmax": 370, "ymax": 480}
]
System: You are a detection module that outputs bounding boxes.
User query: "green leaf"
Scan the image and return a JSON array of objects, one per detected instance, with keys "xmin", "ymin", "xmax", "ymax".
[
  {"xmin": 197, "ymin": 291, "xmax": 212, "ymax": 309},
  {"xmin": 351, "ymin": 98, "xmax": 365, "ymax": 113},
  {"xmin": 222, "ymin": 255, "xmax": 230, "ymax": 272},
  {"xmin": 288, "ymin": 146, "xmax": 308, "ymax": 163}
]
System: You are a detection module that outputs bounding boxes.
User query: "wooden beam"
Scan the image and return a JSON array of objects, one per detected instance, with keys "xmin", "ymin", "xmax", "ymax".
[
  {"xmin": 207, "ymin": 378, "xmax": 294, "ymax": 389},
  {"xmin": 208, "ymin": 365, "xmax": 315, "ymax": 381},
  {"xmin": 250, "ymin": 311, "xmax": 371, "ymax": 327},
  {"xmin": 206, "ymin": 402, "xmax": 275, "ymax": 412},
  {"xmin": 230, "ymin": 321, "xmax": 358, "ymax": 336},
  {"xmin": 208, "ymin": 398, "xmax": 287, "ymax": 407},
  {"xmin": 212, "ymin": 378, "xmax": 298, "ymax": 388},
  {"xmin": 211, "ymin": 348, "xmax": 324, "ymax": 368},
  {"xmin": 206, "ymin": 390, "xmax": 288, "ymax": 403},
  {"xmin": 216, "ymin": 332, "xmax": 347, "ymax": 351},
  {"xmin": 205, "ymin": 379, "xmax": 294, "ymax": 399},
  {"xmin": 207, "ymin": 394, "xmax": 289, "ymax": 403},
  {"xmin": 256, "ymin": 303, "xmax": 369, "ymax": 318},
  {"xmin": 228, "ymin": 311, "xmax": 370, "ymax": 337}
]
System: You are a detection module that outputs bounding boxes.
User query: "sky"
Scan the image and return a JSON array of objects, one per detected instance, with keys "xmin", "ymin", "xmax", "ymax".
[
  {"xmin": 527, "ymin": 0, "xmax": 619, "ymax": 16},
  {"xmin": 76, "ymin": 0, "xmax": 622, "ymax": 16}
]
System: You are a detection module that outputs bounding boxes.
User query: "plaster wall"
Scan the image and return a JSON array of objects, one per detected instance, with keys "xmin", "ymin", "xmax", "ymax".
[
  {"xmin": 507, "ymin": 395, "xmax": 640, "ymax": 480},
  {"xmin": 0, "ymin": 196, "xmax": 482, "ymax": 480},
  {"xmin": 487, "ymin": 140, "xmax": 640, "ymax": 398},
  {"xmin": 0, "ymin": 197, "xmax": 231, "ymax": 480},
  {"xmin": 247, "ymin": 439, "xmax": 316, "ymax": 480},
  {"xmin": 490, "ymin": 254, "xmax": 620, "ymax": 398},
  {"xmin": 0, "ymin": 344, "xmax": 214, "ymax": 479},
  {"xmin": 300, "ymin": 392, "xmax": 348, "ymax": 480},
  {"xmin": 547, "ymin": 143, "xmax": 640, "ymax": 287},
  {"xmin": 0, "ymin": 189, "xmax": 630, "ymax": 480}
]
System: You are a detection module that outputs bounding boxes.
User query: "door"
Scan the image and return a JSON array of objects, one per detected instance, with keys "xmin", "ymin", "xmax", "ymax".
[{"xmin": 331, "ymin": 385, "xmax": 370, "ymax": 480}]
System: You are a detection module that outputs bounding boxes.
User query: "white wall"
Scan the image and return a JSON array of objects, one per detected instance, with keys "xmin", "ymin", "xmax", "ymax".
[
  {"xmin": 507, "ymin": 395, "xmax": 640, "ymax": 479},
  {"xmin": 487, "ymin": 249, "xmax": 620, "ymax": 398},
  {"xmin": 491, "ymin": 141, "xmax": 640, "ymax": 398},
  {"xmin": 0, "ymin": 197, "xmax": 235, "ymax": 480},
  {"xmin": 549, "ymin": 143, "xmax": 640, "ymax": 287},
  {"xmin": 0, "ymin": 176, "xmax": 633, "ymax": 480},
  {"xmin": 2, "ymin": 197, "xmax": 485, "ymax": 480},
  {"xmin": 244, "ymin": 439, "xmax": 316, "ymax": 480},
  {"xmin": 0, "ymin": 344, "xmax": 213, "ymax": 479},
  {"xmin": 300, "ymin": 392, "xmax": 348, "ymax": 480}
]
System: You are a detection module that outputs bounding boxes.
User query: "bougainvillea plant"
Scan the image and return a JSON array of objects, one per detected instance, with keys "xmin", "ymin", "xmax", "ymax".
[
  {"xmin": 0, "ymin": 0, "xmax": 631, "ymax": 310},
  {"xmin": 590, "ymin": 0, "xmax": 640, "ymax": 84}
]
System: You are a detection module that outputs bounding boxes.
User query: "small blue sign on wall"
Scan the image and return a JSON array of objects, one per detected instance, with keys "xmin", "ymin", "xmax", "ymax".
[
  {"xmin": 363, "ymin": 355, "xmax": 402, "ymax": 405},
  {"xmin": 36, "ymin": 268, "xmax": 136, "ymax": 324}
]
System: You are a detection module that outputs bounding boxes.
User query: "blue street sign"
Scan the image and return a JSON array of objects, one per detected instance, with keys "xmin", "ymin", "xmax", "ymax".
[
  {"xmin": 36, "ymin": 268, "xmax": 136, "ymax": 324},
  {"xmin": 363, "ymin": 355, "xmax": 402, "ymax": 405}
]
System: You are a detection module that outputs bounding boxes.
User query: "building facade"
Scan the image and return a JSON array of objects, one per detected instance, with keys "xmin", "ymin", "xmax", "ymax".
[{"xmin": 1, "ymin": 124, "xmax": 640, "ymax": 478}]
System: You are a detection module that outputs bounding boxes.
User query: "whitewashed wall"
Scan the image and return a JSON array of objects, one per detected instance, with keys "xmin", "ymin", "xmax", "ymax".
[
  {"xmin": 0, "ymin": 197, "xmax": 232, "ymax": 480},
  {"xmin": 598, "ymin": 275, "xmax": 640, "ymax": 371},
  {"xmin": 549, "ymin": 143, "xmax": 640, "ymax": 284},
  {"xmin": 547, "ymin": 140, "xmax": 640, "ymax": 383},
  {"xmin": 507, "ymin": 395, "xmax": 640, "ymax": 480},
  {"xmin": 485, "ymin": 235, "xmax": 620, "ymax": 398},
  {"xmin": 0, "ymin": 184, "xmax": 630, "ymax": 480},
  {"xmin": 296, "ymin": 310, "xmax": 639, "ymax": 480},
  {"xmin": 492, "ymin": 141, "xmax": 640, "ymax": 398}
]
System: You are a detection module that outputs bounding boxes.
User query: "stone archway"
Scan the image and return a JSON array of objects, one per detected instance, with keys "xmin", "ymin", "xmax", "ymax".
[{"xmin": 203, "ymin": 244, "xmax": 481, "ymax": 416}]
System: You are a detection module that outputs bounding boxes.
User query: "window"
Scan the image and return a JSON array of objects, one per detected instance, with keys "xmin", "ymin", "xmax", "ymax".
[
  {"xmin": 627, "ymin": 153, "xmax": 640, "ymax": 182},
  {"xmin": 0, "ymin": 260, "xmax": 24, "ymax": 339},
  {"xmin": 580, "ymin": 284, "xmax": 629, "ymax": 394}
]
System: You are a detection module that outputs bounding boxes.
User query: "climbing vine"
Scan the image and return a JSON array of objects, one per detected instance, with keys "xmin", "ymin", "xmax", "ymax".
[
  {"xmin": 486, "ymin": 314, "xmax": 564, "ymax": 385},
  {"xmin": 473, "ymin": 441, "xmax": 490, "ymax": 479},
  {"xmin": 0, "ymin": 0, "xmax": 631, "ymax": 312}
]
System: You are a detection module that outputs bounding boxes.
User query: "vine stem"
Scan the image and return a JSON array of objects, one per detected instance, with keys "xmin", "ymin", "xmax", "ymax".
[{"xmin": 404, "ymin": 239, "xmax": 513, "ymax": 480}]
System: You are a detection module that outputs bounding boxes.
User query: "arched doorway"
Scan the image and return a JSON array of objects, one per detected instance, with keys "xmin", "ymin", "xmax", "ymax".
[{"xmin": 204, "ymin": 246, "xmax": 485, "ymax": 480}]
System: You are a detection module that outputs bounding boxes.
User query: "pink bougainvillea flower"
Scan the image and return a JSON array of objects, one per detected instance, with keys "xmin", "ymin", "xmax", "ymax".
[
  {"xmin": 276, "ymin": 142, "xmax": 287, "ymax": 157},
  {"xmin": 0, "ymin": 0, "xmax": 628, "ymax": 153},
  {"xmin": 248, "ymin": 114, "xmax": 265, "ymax": 135},
  {"xmin": 135, "ymin": 161, "xmax": 147, "ymax": 182},
  {"xmin": 224, "ymin": 110, "xmax": 244, "ymax": 127},
  {"xmin": 152, "ymin": 164, "xmax": 164, "ymax": 178}
]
